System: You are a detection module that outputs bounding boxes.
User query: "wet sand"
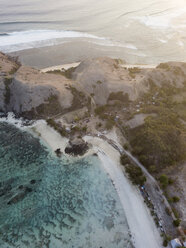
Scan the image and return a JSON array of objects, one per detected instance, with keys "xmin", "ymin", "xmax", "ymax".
[{"xmin": 9, "ymin": 40, "xmax": 160, "ymax": 69}]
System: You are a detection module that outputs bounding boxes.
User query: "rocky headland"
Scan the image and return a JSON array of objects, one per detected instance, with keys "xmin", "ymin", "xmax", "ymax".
[{"xmin": 0, "ymin": 51, "xmax": 186, "ymax": 245}]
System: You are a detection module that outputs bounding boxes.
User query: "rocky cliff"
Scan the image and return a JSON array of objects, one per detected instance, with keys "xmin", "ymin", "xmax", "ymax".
[{"xmin": 0, "ymin": 52, "xmax": 186, "ymax": 119}]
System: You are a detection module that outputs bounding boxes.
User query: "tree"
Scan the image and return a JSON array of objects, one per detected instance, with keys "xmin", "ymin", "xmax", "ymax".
[{"xmin": 159, "ymin": 174, "xmax": 169, "ymax": 188}]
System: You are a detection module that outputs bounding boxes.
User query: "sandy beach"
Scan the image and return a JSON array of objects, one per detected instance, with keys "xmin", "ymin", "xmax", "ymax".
[
  {"xmin": 9, "ymin": 41, "xmax": 163, "ymax": 69},
  {"xmin": 29, "ymin": 120, "xmax": 162, "ymax": 248},
  {"xmin": 40, "ymin": 62, "xmax": 157, "ymax": 73}
]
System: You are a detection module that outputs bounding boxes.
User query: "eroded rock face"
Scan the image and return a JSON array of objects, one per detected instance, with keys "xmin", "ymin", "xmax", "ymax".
[
  {"xmin": 72, "ymin": 57, "xmax": 186, "ymax": 105},
  {"xmin": 65, "ymin": 138, "xmax": 89, "ymax": 156},
  {"xmin": 1, "ymin": 53, "xmax": 186, "ymax": 118}
]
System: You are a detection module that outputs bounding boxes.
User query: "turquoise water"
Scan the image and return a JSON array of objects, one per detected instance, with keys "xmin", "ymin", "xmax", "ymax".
[{"xmin": 0, "ymin": 122, "xmax": 132, "ymax": 248}]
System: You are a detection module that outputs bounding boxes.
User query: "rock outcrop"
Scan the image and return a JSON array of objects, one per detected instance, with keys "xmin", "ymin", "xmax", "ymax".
[
  {"xmin": 0, "ymin": 52, "xmax": 88, "ymax": 119},
  {"xmin": 1, "ymin": 52, "xmax": 186, "ymax": 118},
  {"xmin": 65, "ymin": 137, "xmax": 89, "ymax": 156}
]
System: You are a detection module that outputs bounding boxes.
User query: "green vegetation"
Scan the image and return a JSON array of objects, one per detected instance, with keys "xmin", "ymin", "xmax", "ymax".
[
  {"xmin": 4, "ymin": 77, "xmax": 12, "ymax": 105},
  {"xmin": 157, "ymin": 63, "xmax": 171, "ymax": 71},
  {"xmin": 46, "ymin": 118, "xmax": 66, "ymax": 137},
  {"xmin": 127, "ymin": 81, "xmax": 186, "ymax": 171},
  {"xmin": 172, "ymin": 208, "xmax": 180, "ymax": 218},
  {"xmin": 163, "ymin": 235, "xmax": 172, "ymax": 247},
  {"xmin": 128, "ymin": 67, "xmax": 141, "ymax": 78},
  {"xmin": 125, "ymin": 164, "xmax": 146, "ymax": 186},
  {"xmin": 123, "ymin": 143, "xmax": 129, "ymax": 150},
  {"xmin": 159, "ymin": 174, "xmax": 169, "ymax": 188},
  {"xmin": 165, "ymin": 207, "xmax": 172, "ymax": 216},
  {"xmin": 36, "ymin": 95, "xmax": 62, "ymax": 117},
  {"xmin": 120, "ymin": 154, "xmax": 146, "ymax": 185},
  {"xmin": 128, "ymin": 109, "xmax": 186, "ymax": 169},
  {"xmin": 94, "ymin": 105, "xmax": 107, "ymax": 116},
  {"xmin": 47, "ymin": 66, "xmax": 77, "ymax": 79},
  {"xmin": 163, "ymin": 239, "xmax": 168, "ymax": 247},
  {"xmin": 96, "ymin": 80, "xmax": 102, "ymax": 85},
  {"xmin": 120, "ymin": 154, "xmax": 130, "ymax": 165},
  {"xmin": 173, "ymin": 219, "xmax": 181, "ymax": 227},
  {"xmin": 157, "ymin": 63, "xmax": 184, "ymax": 76},
  {"xmin": 108, "ymin": 91, "xmax": 129, "ymax": 105},
  {"xmin": 172, "ymin": 196, "xmax": 180, "ymax": 203},
  {"xmin": 105, "ymin": 119, "xmax": 115, "ymax": 130},
  {"xmin": 68, "ymin": 86, "xmax": 88, "ymax": 112},
  {"xmin": 9, "ymin": 66, "xmax": 19, "ymax": 75}
]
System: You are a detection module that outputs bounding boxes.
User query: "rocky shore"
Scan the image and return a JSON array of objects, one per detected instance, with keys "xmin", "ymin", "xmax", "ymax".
[
  {"xmin": 65, "ymin": 137, "xmax": 90, "ymax": 156},
  {"xmin": 0, "ymin": 51, "xmax": 186, "ymax": 246}
]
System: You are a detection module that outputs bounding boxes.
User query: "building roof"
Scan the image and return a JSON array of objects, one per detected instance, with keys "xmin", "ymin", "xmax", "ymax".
[{"xmin": 170, "ymin": 239, "xmax": 182, "ymax": 248}]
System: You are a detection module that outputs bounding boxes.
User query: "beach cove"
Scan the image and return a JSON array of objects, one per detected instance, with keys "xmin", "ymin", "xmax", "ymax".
[{"xmin": 0, "ymin": 114, "xmax": 162, "ymax": 248}]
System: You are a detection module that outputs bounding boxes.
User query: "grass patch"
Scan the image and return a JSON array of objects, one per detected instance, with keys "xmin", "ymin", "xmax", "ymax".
[
  {"xmin": 46, "ymin": 118, "xmax": 67, "ymax": 137},
  {"xmin": 125, "ymin": 163, "xmax": 146, "ymax": 186},
  {"xmin": 4, "ymin": 77, "xmax": 12, "ymax": 105},
  {"xmin": 108, "ymin": 91, "xmax": 129, "ymax": 105},
  {"xmin": 128, "ymin": 82, "xmax": 186, "ymax": 170},
  {"xmin": 46, "ymin": 67, "xmax": 77, "ymax": 79}
]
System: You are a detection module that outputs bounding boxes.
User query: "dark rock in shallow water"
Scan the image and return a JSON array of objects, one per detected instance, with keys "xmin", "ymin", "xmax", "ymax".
[
  {"xmin": 65, "ymin": 137, "xmax": 89, "ymax": 156},
  {"xmin": 30, "ymin": 179, "xmax": 36, "ymax": 184},
  {"xmin": 55, "ymin": 148, "xmax": 62, "ymax": 157},
  {"xmin": 7, "ymin": 191, "xmax": 26, "ymax": 205},
  {"xmin": 26, "ymin": 187, "xmax": 32, "ymax": 193},
  {"xmin": 7, "ymin": 186, "xmax": 33, "ymax": 205},
  {"xmin": 18, "ymin": 185, "xmax": 24, "ymax": 189}
]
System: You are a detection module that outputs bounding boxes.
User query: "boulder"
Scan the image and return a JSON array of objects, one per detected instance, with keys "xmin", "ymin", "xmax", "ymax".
[
  {"xmin": 55, "ymin": 148, "xmax": 63, "ymax": 157},
  {"xmin": 65, "ymin": 137, "xmax": 89, "ymax": 156}
]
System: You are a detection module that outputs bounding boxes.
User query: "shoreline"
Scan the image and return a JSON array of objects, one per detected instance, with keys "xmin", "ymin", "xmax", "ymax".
[
  {"xmin": 40, "ymin": 62, "xmax": 157, "ymax": 73},
  {"xmin": 9, "ymin": 40, "xmax": 166, "ymax": 69},
  {"xmin": 30, "ymin": 120, "xmax": 162, "ymax": 248}
]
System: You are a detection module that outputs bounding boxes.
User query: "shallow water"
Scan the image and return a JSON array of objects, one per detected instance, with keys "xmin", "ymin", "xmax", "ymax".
[
  {"xmin": 0, "ymin": 0, "xmax": 186, "ymax": 64},
  {"xmin": 0, "ymin": 122, "xmax": 132, "ymax": 248}
]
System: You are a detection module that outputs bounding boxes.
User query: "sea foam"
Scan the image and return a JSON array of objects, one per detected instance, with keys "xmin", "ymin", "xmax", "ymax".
[{"xmin": 0, "ymin": 29, "xmax": 105, "ymax": 53}]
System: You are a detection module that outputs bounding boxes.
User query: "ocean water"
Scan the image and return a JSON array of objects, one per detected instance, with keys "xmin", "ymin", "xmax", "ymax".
[
  {"xmin": 0, "ymin": 0, "xmax": 186, "ymax": 64},
  {"xmin": 0, "ymin": 121, "xmax": 132, "ymax": 248}
]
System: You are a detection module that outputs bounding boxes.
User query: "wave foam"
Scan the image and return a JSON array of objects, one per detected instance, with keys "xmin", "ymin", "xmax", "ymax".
[{"xmin": 0, "ymin": 29, "xmax": 105, "ymax": 53}]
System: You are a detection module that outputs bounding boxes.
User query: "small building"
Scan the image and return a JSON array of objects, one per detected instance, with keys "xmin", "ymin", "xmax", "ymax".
[
  {"xmin": 65, "ymin": 127, "xmax": 71, "ymax": 133},
  {"xmin": 170, "ymin": 239, "xmax": 182, "ymax": 248}
]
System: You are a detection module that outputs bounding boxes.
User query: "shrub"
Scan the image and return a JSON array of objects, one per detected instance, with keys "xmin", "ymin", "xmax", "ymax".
[
  {"xmin": 4, "ymin": 77, "xmax": 12, "ymax": 105},
  {"xmin": 163, "ymin": 239, "xmax": 168, "ymax": 247},
  {"xmin": 123, "ymin": 143, "xmax": 129, "ymax": 150},
  {"xmin": 125, "ymin": 164, "xmax": 146, "ymax": 186},
  {"xmin": 128, "ymin": 108, "xmax": 186, "ymax": 169},
  {"xmin": 105, "ymin": 119, "xmax": 115, "ymax": 130},
  {"xmin": 46, "ymin": 118, "xmax": 66, "ymax": 137},
  {"xmin": 173, "ymin": 219, "xmax": 180, "ymax": 227},
  {"xmin": 82, "ymin": 126, "xmax": 87, "ymax": 132},
  {"xmin": 159, "ymin": 174, "xmax": 169, "ymax": 188},
  {"xmin": 165, "ymin": 207, "xmax": 171, "ymax": 216},
  {"xmin": 168, "ymin": 178, "xmax": 174, "ymax": 184},
  {"xmin": 172, "ymin": 208, "xmax": 180, "ymax": 218},
  {"xmin": 149, "ymin": 165, "xmax": 156, "ymax": 173},
  {"xmin": 172, "ymin": 196, "xmax": 180, "ymax": 203},
  {"xmin": 96, "ymin": 80, "xmax": 102, "ymax": 84},
  {"xmin": 120, "ymin": 154, "xmax": 130, "ymax": 165},
  {"xmin": 108, "ymin": 91, "xmax": 129, "ymax": 104}
]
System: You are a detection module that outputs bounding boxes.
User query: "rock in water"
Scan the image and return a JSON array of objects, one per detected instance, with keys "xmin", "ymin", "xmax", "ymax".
[
  {"xmin": 65, "ymin": 137, "xmax": 89, "ymax": 156},
  {"xmin": 55, "ymin": 148, "xmax": 62, "ymax": 157}
]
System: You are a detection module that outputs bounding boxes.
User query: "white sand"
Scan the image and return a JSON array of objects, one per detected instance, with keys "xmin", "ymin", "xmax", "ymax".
[
  {"xmin": 121, "ymin": 64, "xmax": 157, "ymax": 69},
  {"xmin": 28, "ymin": 120, "xmax": 69, "ymax": 154},
  {"xmin": 84, "ymin": 136, "xmax": 162, "ymax": 248},
  {"xmin": 41, "ymin": 62, "xmax": 80, "ymax": 73},
  {"xmin": 40, "ymin": 62, "xmax": 156, "ymax": 73},
  {"xmin": 29, "ymin": 121, "xmax": 162, "ymax": 248}
]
